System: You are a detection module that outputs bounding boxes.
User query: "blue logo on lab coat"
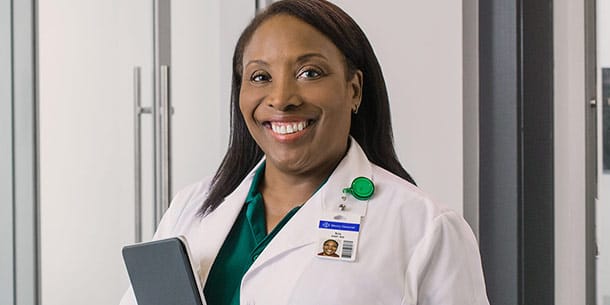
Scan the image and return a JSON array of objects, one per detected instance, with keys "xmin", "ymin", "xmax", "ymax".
[{"xmin": 318, "ymin": 221, "xmax": 360, "ymax": 232}]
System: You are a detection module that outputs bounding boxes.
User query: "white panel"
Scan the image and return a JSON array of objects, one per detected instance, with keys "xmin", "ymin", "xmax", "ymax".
[
  {"xmin": 462, "ymin": 0, "xmax": 479, "ymax": 234},
  {"xmin": 13, "ymin": 0, "xmax": 38, "ymax": 303},
  {"xmin": 219, "ymin": 0, "xmax": 257, "ymax": 152},
  {"xmin": 170, "ymin": 0, "xmax": 222, "ymax": 192},
  {"xmin": 0, "ymin": 0, "xmax": 14, "ymax": 303},
  {"xmin": 171, "ymin": 0, "xmax": 254, "ymax": 193},
  {"xmin": 554, "ymin": 0, "xmax": 587, "ymax": 304},
  {"xmin": 598, "ymin": 0, "xmax": 610, "ymax": 302},
  {"xmin": 330, "ymin": 0, "xmax": 464, "ymax": 215},
  {"xmin": 38, "ymin": 0, "xmax": 153, "ymax": 304}
]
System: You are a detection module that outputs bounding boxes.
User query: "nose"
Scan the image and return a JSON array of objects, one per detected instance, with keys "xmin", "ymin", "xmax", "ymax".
[{"xmin": 265, "ymin": 75, "xmax": 302, "ymax": 111}]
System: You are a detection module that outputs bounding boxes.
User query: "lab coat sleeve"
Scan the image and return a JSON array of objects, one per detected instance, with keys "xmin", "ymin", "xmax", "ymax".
[
  {"xmin": 404, "ymin": 211, "xmax": 490, "ymax": 305},
  {"xmin": 118, "ymin": 179, "xmax": 210, "ymax": 305}
]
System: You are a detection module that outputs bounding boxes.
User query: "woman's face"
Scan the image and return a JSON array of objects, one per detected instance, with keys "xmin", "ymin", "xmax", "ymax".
[
  {"xmin": 323, "ymin": 240, "xmax": 338, "ymax": 256},
  {"xmin": 239, "ymin": 14, "xmax": 362, "ymax": 177}
]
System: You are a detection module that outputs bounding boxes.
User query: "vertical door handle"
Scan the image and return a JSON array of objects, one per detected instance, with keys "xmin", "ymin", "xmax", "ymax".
[
  {"xmin": 156, "ymin": 65, "xmax": 172, "ymax": 225},
  {"xmin": 133, "ymin": 66, "xmax": 151, "ymax": 242}
]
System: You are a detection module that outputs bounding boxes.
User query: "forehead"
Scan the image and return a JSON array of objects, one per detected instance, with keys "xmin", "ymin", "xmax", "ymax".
[{"xmin": 242, "ymin": 14, "xmax": 344, "ymax": 65}]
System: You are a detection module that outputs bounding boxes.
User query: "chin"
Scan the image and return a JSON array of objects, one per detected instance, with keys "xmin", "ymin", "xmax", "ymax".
[{"xmin": 271, "ymin": 157, "xmax": 312, "ymax": 174}]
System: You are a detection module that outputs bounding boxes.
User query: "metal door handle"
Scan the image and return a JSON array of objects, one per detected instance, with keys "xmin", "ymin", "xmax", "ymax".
[
  {"xmin": 133, "ymin": 66, "xmax": 151, "ymax": 243},
  {"xmin": 157, "ymin": 65, "xmax": 172, "ymax": 225}
]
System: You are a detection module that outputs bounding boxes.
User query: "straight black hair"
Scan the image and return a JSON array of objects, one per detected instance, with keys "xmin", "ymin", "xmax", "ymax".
[{"xmin": 199, "ymin": 0, "xmax": 415, "ymax": 216}]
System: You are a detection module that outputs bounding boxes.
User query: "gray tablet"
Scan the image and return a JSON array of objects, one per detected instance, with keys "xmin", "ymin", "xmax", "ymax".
[{"xmin": 122, "ymin": 237, "xmax": 204, "ymax": 305}]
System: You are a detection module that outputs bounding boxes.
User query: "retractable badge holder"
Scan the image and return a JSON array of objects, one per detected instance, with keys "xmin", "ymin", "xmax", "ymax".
[
  {"xmin": 316, "ymin": 177, "xmax": 374, "ymax": 262},
  {"xmin": 341, "ymin": 176, "xmax": 375, "ymax": 202}
]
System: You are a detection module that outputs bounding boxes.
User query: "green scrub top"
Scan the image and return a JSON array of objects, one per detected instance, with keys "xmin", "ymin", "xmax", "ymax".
[{"xmin": 203, "ymin": 164, "xmax": 301, "ymax": 305}]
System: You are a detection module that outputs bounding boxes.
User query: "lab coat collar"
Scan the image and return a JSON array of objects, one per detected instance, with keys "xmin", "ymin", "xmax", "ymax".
[
  {"xmin": 192, "ymin": 157, "xmax": 265, "ymax": 286},
  {"xmin": 245, "ymin": 137, "xmax": 373, "ymax": 274},
  {"xmin": 194, "ymin": 138, "xmax": 373, "ymax": 285}
]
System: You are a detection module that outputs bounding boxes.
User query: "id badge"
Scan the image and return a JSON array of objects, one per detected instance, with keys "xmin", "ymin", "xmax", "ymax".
[{"xmin": 316, "ymin": 213, "xmax": 362, "ymax": 262}]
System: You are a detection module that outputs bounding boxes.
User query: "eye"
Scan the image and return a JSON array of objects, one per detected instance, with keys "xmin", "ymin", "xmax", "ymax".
[
  {"xmin": 297, "ymin": 67, "xmax": 323, "ymax": 80},
  {"xmin": 250, "ymin": 71, "xmax": 271, "ymax": 83}
]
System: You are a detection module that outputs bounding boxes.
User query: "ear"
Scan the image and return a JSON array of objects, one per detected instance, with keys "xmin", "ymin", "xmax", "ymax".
[{"xmin": 349, "ymin": 70, "xmax": 363, "ymax": 107}]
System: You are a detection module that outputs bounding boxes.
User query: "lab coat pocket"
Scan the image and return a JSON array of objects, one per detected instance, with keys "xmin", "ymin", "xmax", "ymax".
[{"xmin": 286, "ymin": 254, "xmax": 402, "ymax": 305}]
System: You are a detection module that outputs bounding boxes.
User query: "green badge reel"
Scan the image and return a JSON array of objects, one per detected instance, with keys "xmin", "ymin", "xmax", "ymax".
[{"xmin": 342, "ymin": 177, "xmax": 375, "ymax": 201}]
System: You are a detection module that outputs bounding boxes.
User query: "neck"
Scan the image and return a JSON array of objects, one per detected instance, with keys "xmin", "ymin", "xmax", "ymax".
[
  {"xmin": 259, "ymin": 160, "xmax": 335, "ymax": 233},
  {"xmin": 259, "ymin": 139, "xmax": 350, "ymax": 232},
  {"xmin": 260, "ymin": 162, "xmax": 330, "ymax": 209}
]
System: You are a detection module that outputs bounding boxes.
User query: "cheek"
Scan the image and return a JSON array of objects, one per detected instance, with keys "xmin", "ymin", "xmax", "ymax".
[
  {"xmin": 239, "ymin": 87, "xmax": 259, "ymax": 121},
  {"xmin": 305, "ymin": 85, "xmax": 352, "ymax": 115},
  {"xmin": 321, "ymin": 94, "xmax": 352, "ymax": 131},
  {"xmin": 238, "ymin": 95, "xmax": 247, "ymax": 118}
]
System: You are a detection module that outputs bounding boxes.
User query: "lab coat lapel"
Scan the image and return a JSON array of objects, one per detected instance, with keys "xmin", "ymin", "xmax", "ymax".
[
  {"xmin": 246, "ymin": 190, "xmax": 321, "ymax": 273},
  {"xmin": 188, "ymin": 160, "xmax": 264, "ymax": 286},
  {"xmin": 246, "ymin": 139, "xmax": 373, "ymax": 272}
]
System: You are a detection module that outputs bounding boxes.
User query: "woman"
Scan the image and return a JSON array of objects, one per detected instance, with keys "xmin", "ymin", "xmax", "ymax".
[{"xmin": 120, "ymin": 0, "xmax": 489, "ymax": 304}]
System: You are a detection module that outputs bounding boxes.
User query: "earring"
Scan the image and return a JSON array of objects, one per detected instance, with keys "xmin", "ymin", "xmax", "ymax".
[{"xmin": 352, "ymin": 104, "xmax": 360, "ymax": 114}]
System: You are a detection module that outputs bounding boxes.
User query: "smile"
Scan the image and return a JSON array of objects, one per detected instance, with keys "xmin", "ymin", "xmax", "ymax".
[{"xmin": 269, "ymin": 120, "xmax": 310, "ymax": 135}]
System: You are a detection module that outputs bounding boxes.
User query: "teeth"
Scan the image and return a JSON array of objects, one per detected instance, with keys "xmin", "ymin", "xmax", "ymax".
[{"xmin": 270, "ymin": 121, "xmax": 309, "ymax": 135}]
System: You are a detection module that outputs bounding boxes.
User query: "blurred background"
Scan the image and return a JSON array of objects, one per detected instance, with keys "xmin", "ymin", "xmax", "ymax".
[{"xmin": 0, "ymin": 0, "xmax": 607, "ymax": 304}]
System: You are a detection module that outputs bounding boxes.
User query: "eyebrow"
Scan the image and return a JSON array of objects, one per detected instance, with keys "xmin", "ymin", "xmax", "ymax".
[
  {"xmin": 244, "ymin": 53, "xmax": 329, "ymax": 68},
  {"xmin": 295, "ymin": 53, "xmax": 328, "ymax": 63},
  {"xmin": 244, "ymin": 59, "xmax": 269, "ymax": 68}
]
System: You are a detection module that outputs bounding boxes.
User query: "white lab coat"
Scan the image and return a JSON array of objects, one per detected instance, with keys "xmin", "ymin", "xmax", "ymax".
[{"xmin": 119, "ymin": 140, "xmax": 490, "ymax": 305}]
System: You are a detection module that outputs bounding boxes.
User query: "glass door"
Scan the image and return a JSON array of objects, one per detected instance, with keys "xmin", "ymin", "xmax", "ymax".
[
  {"xmin": 37, "ymin": 1, "xmax": 254, "ymax": 304},
  {"xmin": 38, "ymin": 0, "xmax": 154, "ymax": 304}
]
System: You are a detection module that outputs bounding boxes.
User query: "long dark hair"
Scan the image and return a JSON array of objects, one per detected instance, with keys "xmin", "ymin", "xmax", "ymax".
[{"xmin": 199, "ymin": 0, "xmax": 415, "ymax": 216}]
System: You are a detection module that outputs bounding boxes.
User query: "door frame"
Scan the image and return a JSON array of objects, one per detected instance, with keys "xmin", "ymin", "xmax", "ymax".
[
  {"xmin": 478, "ymin": 0, "xmax": 555, "ymax": 304},
  {"xmin": 0, "ymin": 0, "xmax": 40, "ymax": 304}
]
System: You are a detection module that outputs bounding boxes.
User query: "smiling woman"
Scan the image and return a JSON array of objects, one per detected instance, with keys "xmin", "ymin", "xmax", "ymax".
[
  {"xmin": 119, "ymin": 1, "xmax": 490, "ymax": 305},
  {"xmin": 238, "ymin": 15, "xmax": 363, "ymax": 228}
]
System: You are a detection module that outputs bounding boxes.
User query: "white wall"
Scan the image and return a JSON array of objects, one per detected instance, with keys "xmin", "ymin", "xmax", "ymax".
[
  {"xmin": 554, "ymin": 0, "xmax": 588, "ymax": 304},
  {"xmin": 597, "ymin": 0, "xmax": 610, "ymax": 302},
  {"xmin": 170, "ymin": 0, "xmax": 223, "ymax": 193},
  {"xmin": 170, "ymin": 0, "xmax": 255, "ymax": 193},
  {"xmin": 331, "ymin": 0, "xmax": 464, "ymax": 215}
]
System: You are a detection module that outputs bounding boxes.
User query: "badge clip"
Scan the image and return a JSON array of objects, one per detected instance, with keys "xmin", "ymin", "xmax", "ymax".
[{"xmin": 341, "ymin": 176, "xmax": 374, "ymax": 201}]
